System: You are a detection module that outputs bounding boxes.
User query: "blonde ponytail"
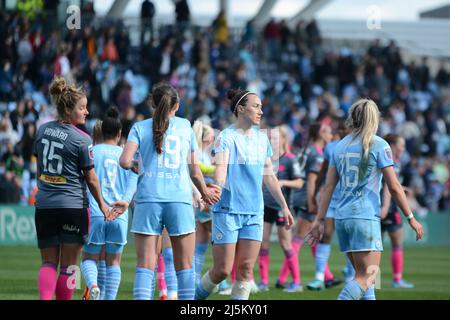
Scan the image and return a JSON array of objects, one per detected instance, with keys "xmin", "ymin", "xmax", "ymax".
[{"xmin": 345, "ymin": 99, "xmax": 380, "ymax": 181}]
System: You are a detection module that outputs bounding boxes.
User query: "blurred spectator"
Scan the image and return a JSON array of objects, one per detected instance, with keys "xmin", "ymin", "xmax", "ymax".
[
  {"xmin": 141, "ymin": 0, "xmax": 155, "ymax": 45},
  {"xmin": 102, "ymin": 37, "xmax": 119, "ymax": 62},
  {"xmin": 175, "ymin": 0, "xmax": 190, "ymax": 31},
  {"xmin": 242, "ymin": 19, "xmax": 256, "ymax": 45},
  {"xmin": 0, "ymin": 7, "xmax": 447, "ymax": 212},
  {"xmin": 212, "ymin": 10, "xmax": 229, "ymax": 46},
  {"xmin": 0, "ymin": 61, "xmax": 14, "ymax": 101},
  {"xmin": 263, "ymin": 18, "xmax": 281, "ymax": 62}
]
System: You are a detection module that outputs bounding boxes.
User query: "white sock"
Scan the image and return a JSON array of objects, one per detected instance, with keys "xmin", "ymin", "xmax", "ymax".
[{"xmin": 231, "ymin": 280, "xmax": 252, "ymax": 300}]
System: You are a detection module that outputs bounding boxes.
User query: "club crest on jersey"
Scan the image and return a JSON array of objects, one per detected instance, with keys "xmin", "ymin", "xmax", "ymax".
[
  {"xmin": 384, "ymin": 147, "xmax": 392, "ymax": 160},
  {"xmin": 88, "ymin": 144, "xmax": 94, "ymax": 160},
  {"xmin": 214, "ymin": 136, "xmax": 222, "ymax": 149}
]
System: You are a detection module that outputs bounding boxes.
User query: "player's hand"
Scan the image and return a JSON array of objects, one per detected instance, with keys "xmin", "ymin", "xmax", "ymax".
[
  {"xmin": 193, "ymin": 190, "xmax": 203, "ymax": 209},
  {"xmin": 408, "ymin": 218, "xmax": 424, "ymax": 241},
  {"xmin": 111, "ymin": 200, "xmax": 130, "ymax": 219},
  {"xmin": 131, "ymin": 160, "xmax": 140, "ymax": 175},
  {"xmin": 201, "ymin": 202, "xmax": 211, "ymax": 212},
  {"xmin": 304, "ymin": 219, "xmax": 325, "ymax": 247},
  {"xmin": 206, "ymin": 183, "xmax": 222, "ymax": 195},
  {"xmin": 282, "ymin": 207, "xmax": 294, "ymax": 230},
  {"xmin": 202, "ymin": 183, "xmax": 221, "ymax": 205},
  {"xmin": 100, "ymin": 203, "xmax": 113, "ymax": 221}
]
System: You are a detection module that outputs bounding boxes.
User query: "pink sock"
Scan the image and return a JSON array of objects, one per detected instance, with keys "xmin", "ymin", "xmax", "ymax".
[
  {"xmin": 55, "ymin": 266, "xmax": 75, "ymax": 300},
  {"xmin": 292, "ymin": 237, "xmax": 303, "ymax": 252},
  {"xmin": 156, "ymin": 254, "xmax": 167, "ymax": 291},
  {"xmin": 38, "ymin": 263, "xmax": 57, "ymax": 300},
  {"xmin": 392, "ymin": 245, "xmax": 403, "ymax": 282},
  {"xmin": 310, "ymin": 244, "xmax": 334, "ymax": 281},
  {"xmin": 324, "ymin": 264, "xmax": 334, "ymax": 282},
  {"xmin": 278, "ymin": 237, "xmax": 302, "ymax": 283},
  {"xmin": 285, "ymin": 249, "xmax": 301, "ymax": 285},
  {"xmin": 258, "ymin": 249, "xmax": 270, "ymax": 285}
]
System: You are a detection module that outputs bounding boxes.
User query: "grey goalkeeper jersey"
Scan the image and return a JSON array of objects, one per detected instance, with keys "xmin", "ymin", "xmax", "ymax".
[{"xmin": 34, "ymin": 121, "xmax": 94, "ymax": 209}]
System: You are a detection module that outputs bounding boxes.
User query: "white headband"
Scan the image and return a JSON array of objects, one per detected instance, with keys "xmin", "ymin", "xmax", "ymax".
[{"xmin": 233, "ymin": 92, "xmax": 254, "ymax": 112}]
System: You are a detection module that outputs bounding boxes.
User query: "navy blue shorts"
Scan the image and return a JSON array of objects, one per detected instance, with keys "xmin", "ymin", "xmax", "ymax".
[
  {"xmin": 263, "ymin": 206, "xmax": 286, "ymax": 226},
  {"xmin": 381, "ymin": 210, "xmax": 403, "ymax": 233},
  {"xmin": 35, "ymin": 208, "xmax": 90, "ymax": 248}
]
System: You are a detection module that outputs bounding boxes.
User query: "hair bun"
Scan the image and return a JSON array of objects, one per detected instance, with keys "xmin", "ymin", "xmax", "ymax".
[
  {"xmin": 49, "ymin": 77, "xmax": 67, "ymax": 97},
  {"xmin": 105, "ymin": 106, "xmax": 120, "ymax": 119}
]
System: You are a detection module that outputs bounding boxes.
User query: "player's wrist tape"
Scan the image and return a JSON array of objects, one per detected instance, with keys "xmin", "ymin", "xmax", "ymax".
[{"xmin": 406, "ymin": 213, "xmax": 414, "ymax": 220}]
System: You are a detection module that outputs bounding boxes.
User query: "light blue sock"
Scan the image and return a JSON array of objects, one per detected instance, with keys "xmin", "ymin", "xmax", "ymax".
[
  {"xmin": 195, "ymin": 272, "xmax": 216, "ymax": 300},
  {"xmin": 163, "ymin": 248, "xmax": 178, "ymax": 295},
  {"xmin": 105, "ymin": 265, "xmax": 121, "ymax": 300},
  {"xmin": 176, "ymin": 268, "xmax": 195, "ymax": 300},
  {"xmin": 361, "ymin": 287, "xmax": 376, "ymax": 300},
  {"xmin": 80, "ymin": 259, "xmax": 98, "ymax": 290},
  {"xmin": 195, "ymin": 283, "xmax": 210, "ymax": 300},
  {"xmin": 134, "ymin": 267, "xmax": 154, "ymax": 300},
  {"xmin": 337, "ymin": 279, "xmax": 365, "ymax": 300},
  {"xmin": 194, "ymin": 243, "xmax": 208, "ymax": 285},
  {"xmin": 151, "ymin": 273, "xmax": 156, "ymax": 299},
  {"xmin": 315, "ymin": 243, "xmax": 331, "ymax": 281},
  {"xmin": 98, "ymin": 260, "xmax": 107, "ymax": 300}
]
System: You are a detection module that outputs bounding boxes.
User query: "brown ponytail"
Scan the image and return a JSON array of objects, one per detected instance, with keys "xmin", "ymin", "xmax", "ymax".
[{"xmin": 151, "ymin": 83, "xmax": 179, "ymax": 154}]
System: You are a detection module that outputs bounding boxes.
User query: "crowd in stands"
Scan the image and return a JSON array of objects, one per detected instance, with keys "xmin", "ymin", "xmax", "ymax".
[{"xmin": 0, "ymin": 4, "xmax": 449, "ymax": 212}]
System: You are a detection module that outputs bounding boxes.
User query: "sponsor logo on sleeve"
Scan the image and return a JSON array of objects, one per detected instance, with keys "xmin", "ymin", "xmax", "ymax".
[
  {"xmin": 88, "ymin": 144, "xmax": 94, "ymax": 160},
  {"xmin": 384, "ymin": 147, "xmax": 393, "ymax": 160}
]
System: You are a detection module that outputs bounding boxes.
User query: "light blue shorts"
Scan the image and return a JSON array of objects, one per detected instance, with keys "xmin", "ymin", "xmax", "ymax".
[
  {"xmin": 195, "ymin": 207, "xmax": 212, "ymax": 224},
  {"xmin": 335, "ymin": 219, "xmax": 383, "ymax": 253},
  {"xmin": 131, "ymin": 202, "xmax": 195, "ymax": 236},
  {"xmin": 83, "ymin": 216, "xmax": 127, "ymax": 254},
  {"xmin": 326, "ymin": 206, "xmax": 336, "ymax": 219},
  {"xmin": 211, "ymin": 212, "xmax": 263, "ymax": 244},
  {"xmin": 83, "ymin": 243, "xmax": 124, "ymax": 254}
]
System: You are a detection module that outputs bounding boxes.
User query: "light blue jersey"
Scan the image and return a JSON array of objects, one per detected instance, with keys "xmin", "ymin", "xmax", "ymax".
[
  {"xmin": 88, "ymin": 144, "xmax": 138, "ymax": 221},
  {"xmin": 330, "ymin": 134, "xmax": 394, "ymax": 221},
  {"xmin": 127, "ymin": 117, "xmax": 198, "ymax": 204},
  {"xmin": 324, "ymin": 140, "xmax": 340, "ymax": 209},
  {"xmin": 212, "ymin": 125, "xmax": 272, "ymax": 215}
]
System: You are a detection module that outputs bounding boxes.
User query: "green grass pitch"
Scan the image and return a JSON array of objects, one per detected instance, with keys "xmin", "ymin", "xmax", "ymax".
[{"xmin": 1, "ymin": 244, "xmax": 449, "ymax": 300}]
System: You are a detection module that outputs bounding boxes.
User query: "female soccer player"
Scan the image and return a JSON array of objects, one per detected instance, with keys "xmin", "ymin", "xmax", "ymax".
[
  {"xmin": 192, "ymin": 120, "xmax": 231, "ymax": 294},
  {"xmin": 278, "ymin": 122, "xmax": 335, "ymax": 292},
  {"xmin": 119, "ymin": 83, "xmax": 220, "ymax": 300},
  {"xmin": 305, "ymin": 99, "xmax": 423, "ymax": 300},
  {"xmin": 258, "ymin": 125, "xmax": 304, "ymax": 291},
  {"xmin": 80, "ymin": 107, "xmax": 138, "ymax": 300},
  {"xmin": 381, "ymin": 134, "xmax": 415, "ymax": 288},
  {"xmin": 195, "ymin": 89, "xmax": 294, "ymax": 300},
  {"xmin": 34, "ymin": 77, "xmax": 113, "ymax": 300}
]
